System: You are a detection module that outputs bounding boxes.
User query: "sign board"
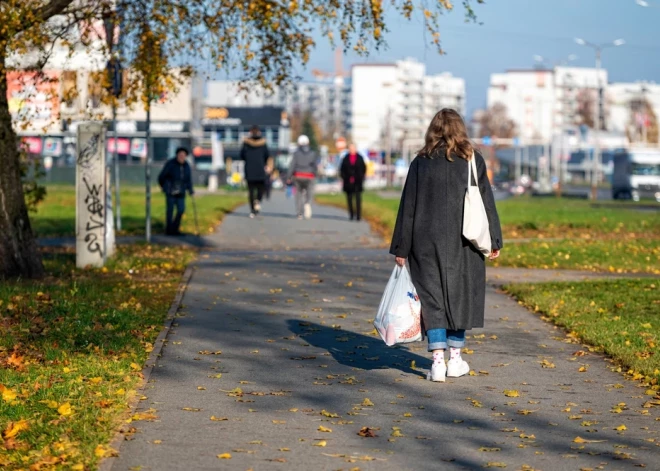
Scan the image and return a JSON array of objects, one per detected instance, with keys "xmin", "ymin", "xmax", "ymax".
[
  {"xmin": 43, "ymin": 137, "xmax": 63, "ymax": 156},
  {"xmin": 76, "ymin": 122, "xmax": 107, "ymax": 268},
  {"xmin": 130, "ymin": 138, "xmax": 147, "ymax": 158},
  {"xmin": 336, "ymin": 136, "xmax": 347, "ymax": 152}
]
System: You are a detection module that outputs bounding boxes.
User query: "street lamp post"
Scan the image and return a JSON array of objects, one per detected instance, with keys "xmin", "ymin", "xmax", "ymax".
[
  {"xmin": 533, "ymin": 54, "xmax": 577, "ymax": 195},
  {"xmin": 575, "ymin": 37, "xmax": 625, "ymax": 200}
]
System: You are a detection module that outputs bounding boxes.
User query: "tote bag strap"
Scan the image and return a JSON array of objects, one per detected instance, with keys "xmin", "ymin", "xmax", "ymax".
[{"xmin": 467, "ymin": 151, "xmax": 478, "ymax": 187}]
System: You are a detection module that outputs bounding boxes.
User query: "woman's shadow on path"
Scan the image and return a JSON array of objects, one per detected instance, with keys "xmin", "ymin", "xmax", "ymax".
[{"xmin": 286, "ymin": 319, "xmax": 430, "ymax": 378}]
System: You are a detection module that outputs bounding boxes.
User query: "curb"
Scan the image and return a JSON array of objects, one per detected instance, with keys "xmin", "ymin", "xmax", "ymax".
[{"xmin": 98, "ymin": 265, "xmax": 195, "ymax": 471}]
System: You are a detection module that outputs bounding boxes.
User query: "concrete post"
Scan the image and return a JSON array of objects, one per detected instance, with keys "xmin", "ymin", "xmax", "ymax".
[{"xmin": 76, "ymin": 122, "xmax": 107, "ymax": 268}]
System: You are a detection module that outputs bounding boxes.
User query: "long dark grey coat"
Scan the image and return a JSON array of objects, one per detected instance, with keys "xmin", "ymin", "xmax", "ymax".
[{"xmin": 389, "ymin": 148, "xmax": 503, "ymax": 331}]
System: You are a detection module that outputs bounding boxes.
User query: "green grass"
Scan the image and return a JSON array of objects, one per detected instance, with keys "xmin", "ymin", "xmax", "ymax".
[
  {"xmin": 32, "ymin": 185, "xmax": 245, "ymax": 238},
  {"xmin": 505, "ymin": 279, "xmax": 660, "ymax": 384},
  {"xmin": 0, "ymin": 245, "xmax": 197, "ymax": 469},
  {"xmin": 316, "ymin": 193, "xmax": 660, "ymax": 274}
]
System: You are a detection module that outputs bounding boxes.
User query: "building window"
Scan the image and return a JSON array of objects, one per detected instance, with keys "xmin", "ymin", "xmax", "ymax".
[
  {"xmin": 61, "ymin": 71, "xmax": 78, "ymax": 109},
  {"xmin": 87, "ymin": 71, "xmax": 104, "ymax": 109}
]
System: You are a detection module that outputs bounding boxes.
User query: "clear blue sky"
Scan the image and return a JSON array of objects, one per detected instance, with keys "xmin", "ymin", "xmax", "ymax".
[{"xmin": 304, "ymin": 0, "xmax": 660, "ymax": 115}]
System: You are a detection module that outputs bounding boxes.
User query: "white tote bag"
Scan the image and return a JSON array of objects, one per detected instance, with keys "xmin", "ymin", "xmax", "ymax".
[
  {"xmin": 374, "ymin": 266, "xmax": 422, "ymax": 346},
  {"xmin": 462, "ymin": 153, "xmax": 492, "ymax": 255}
]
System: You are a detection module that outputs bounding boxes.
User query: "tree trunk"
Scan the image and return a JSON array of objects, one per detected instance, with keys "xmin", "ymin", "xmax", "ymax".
[{"xmin": 0, "ymin": 52, "xmax": 45, "ymax": 279}]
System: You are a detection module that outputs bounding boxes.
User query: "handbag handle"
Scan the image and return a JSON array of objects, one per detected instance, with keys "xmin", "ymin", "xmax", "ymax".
[{"xmin": 467, "ymin": 151, "xmax": 478, "ymax": 188}]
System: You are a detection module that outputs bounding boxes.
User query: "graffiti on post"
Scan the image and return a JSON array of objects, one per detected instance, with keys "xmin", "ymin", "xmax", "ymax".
[
  {"xmin": 82, "ymin": 175, "xmax": 104, "ymax": 256},
  {"xmin": 76, "ymin": 124, "xmax": 106, "ymax": 268}
]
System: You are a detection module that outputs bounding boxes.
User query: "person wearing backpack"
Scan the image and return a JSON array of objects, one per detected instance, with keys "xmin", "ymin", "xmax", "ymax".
[
  {"xmin": 287, "ymin": 135, "xmax": 318, "ymax": 219},
  {"xmin": 390, "ymin": 109, "xmax": 503, "ymax": 382}
]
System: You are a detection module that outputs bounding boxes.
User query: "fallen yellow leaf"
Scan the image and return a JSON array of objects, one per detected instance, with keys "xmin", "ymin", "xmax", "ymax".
[
  {"xmin": 39, "ymin": 400, "xmax": 58, "ymax": 409},
  {"xmin": 503, "ymin": 390, "xmax": 520, "ymax": 398},
  {"xmin": 362, "ymin": 398, "xmax": 374, "ymax": 407},
  {"xmin": 1, "ymin": 387, "xmax": 17, "ymax": 402},
  {"xmin": 573, "ymin": 436, "xmax": 606, "ymax": 443},
  {"xmin": 58, "ymin": 403, "xmax": 73, "ymax": 416},
  {"xmin": 318, "ymin": 425, "xmax": 332, "ymax": 432},
  {"xmin": 217, "ymin": 453, "xmax": 232, "ymax": 459},
  {"xmin": 3, "ymin": 420, "xmax": 29, "ymax": 439},
  {"xmin": 615, "ymin": 424, "xmax": 627, "ymax": 431},
  {"xmin": 313, "ymin": 440, "xmax": 327, "ymax": 447}
]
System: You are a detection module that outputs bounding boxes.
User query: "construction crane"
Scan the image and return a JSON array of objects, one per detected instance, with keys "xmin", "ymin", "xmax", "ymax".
[{"xmin": 311, "ymin": 49, "xmax": 350, "ymax": 80}]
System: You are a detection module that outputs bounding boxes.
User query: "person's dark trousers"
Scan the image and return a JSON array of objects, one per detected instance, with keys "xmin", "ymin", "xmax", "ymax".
[
  {"xmin": 247, "ymin": 181, "xmax": 265, "ymax": 214},
  {"xmin": 346, "ymin": 191, "xmax": 362, "ymax": 221},
  {"xmin": 264, "ymin": 178, "xmax": 272, "ymax": 200},
  {"xmin": 166, "ymin": 195, "xmax": 186, "ymax": 235}
]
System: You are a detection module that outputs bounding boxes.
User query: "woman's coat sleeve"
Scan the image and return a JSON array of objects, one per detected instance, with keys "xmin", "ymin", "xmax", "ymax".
[
  {"xmin": 389, "ymin": 158, "xmax": 418, "ymax": 258},
  {"xmin": 475, "ymin": 152, "xmax": 504, "ymax": 251}
]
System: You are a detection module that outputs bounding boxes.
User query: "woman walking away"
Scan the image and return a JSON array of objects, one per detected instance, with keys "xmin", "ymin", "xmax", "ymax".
[
  {"xmin": 287, "ymin": 135, "xmax": 318, "ymax": 219},
  {"xmin": 340, "ymin": 143, "xmax": 367, "ymax": 221},
  {"xmin": 389, "ymin": 109, "xmax": 503, "ymax": 382},
  {"xmin": 240, "ymin": 125, "xmax": 271, "ymax": 218}
]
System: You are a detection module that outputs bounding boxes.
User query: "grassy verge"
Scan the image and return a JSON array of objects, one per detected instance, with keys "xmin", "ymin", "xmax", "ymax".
[
  {"xmin": 33, "ymin": 186, "xmax": 245, "ymax": 238},
  {"xmin": 505, "ymin": 279, "xmax": 660, "ymax": 384},
  {"xmin": 316, "ymin": 193, "xmax": 660, "ymax": 274},
  {"xmin": 0, "ymin": 245, "xmax": 196, "ymax": 469}
]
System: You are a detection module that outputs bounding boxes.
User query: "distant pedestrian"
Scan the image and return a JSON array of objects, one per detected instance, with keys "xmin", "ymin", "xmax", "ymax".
[
  {"xmin": 158, "ymin": 147, "xmax": 194, "ymax": 236},
  {"xmin": 340, "ymin": 143, "xmax": 367, "ymax": 221},
  {"xmin": 239, "ymin": 126, "xmax": 271, "ymax": 218},
  {"xmin": 390, "ymin": 109, "xmax": 503, "ymax": 382},
  {"xmin": 287, "ymin": 135, "xmax": 318, "ymax": 219}
]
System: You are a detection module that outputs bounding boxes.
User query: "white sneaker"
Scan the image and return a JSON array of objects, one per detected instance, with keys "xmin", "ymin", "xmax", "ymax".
[
  {"xmin": 249, "ymin": 213, "xmax": 255, "ymax": 219},
  {"xmin": 303, "ymin": 203, "xmax": 312, "ymax": 219},
  {"xmin": 446, "ymin": 358, "xmax": 470, "ymax": 378},
  {"xmin": 427, "ymin": 361, "xmax": 446, "ymax": 382}
]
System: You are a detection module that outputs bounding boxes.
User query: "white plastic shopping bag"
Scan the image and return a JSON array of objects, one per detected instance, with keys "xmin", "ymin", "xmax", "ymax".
[{"xmin": 374, "ymin": 265, "xmax": 422, "ymax": 346}]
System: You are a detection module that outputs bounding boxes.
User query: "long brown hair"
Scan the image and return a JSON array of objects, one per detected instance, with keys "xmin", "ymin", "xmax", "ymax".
[{"xmin": 418, "ymin": 109, "xmax": 473, "ymax": 161}]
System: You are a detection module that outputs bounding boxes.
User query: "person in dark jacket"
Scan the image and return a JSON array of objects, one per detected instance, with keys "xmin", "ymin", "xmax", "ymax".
[
  {"xmin": 340, "ymin": 143, "xmax": 367, "ymax": 221},
  {"xmin": 158, "ymin": 147, "xmax": 194, "ymax": 236},
  {"xmin": 239, "ymin": 125, "xmax": 271, "ymax": 218},
  {"xmin": 390, "ymin": 109, "xmax": 503, "ymax": 383},
  {"xmin": 287, "ymin": 135, "xmax": 318, "ymax": 219}
]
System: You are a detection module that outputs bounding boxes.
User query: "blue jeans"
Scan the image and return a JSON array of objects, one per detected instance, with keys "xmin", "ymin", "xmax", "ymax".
[
  {"xmin": 166, "ymin": 195, "xmax": 185, "ymax": 234},
  {"xmin": 427, "ymin": 328, "xmax": 466, "ymax": 352}
]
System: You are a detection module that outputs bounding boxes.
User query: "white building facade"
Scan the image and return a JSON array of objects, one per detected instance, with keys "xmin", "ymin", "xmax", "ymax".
[
  {"xmin": 486, "ymin": 67, "xmax": 609, "ymax": 143},
  {"xmin": 351, "ymin": 58, "xmax": 466, "ymax": 151},
  {"xmin": 608, "ymin": 81, "xmax": 660, "ymax": 144}
]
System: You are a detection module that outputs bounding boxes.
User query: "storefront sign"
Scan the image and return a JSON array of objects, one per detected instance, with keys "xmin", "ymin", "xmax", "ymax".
[
  {"xmin": 116, "ymin": 120, "xmax": 137, "ymax": 133},
  {"xmin": 42, "ymin": 137, "xmax": 63, "ymax": 156},
  {"xmin": 130, "ymin": 138, "xmax": 147, "ymax": 158},
  {"xmin": 22, "ymin": 137, "xmax": 43, "ymax": 154},
  {"xmin": 107, "ymin": 137, "xmax": 131, "ymax": 154},
  {"xmin": 203, "ymin": 107, "xmax": 242, "ymax": 126},
  {"xmin": 150, "ymin": 121, "xmax": 186, "ymax": 133},
  {"xmin": 64, "ymin": 120, "xmax": 191, "ymax": 134}
]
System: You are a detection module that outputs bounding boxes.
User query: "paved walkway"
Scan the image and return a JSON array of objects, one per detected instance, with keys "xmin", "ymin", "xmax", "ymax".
[{"xmin": 110, "ymin": 194, "xmax": 658, "ymax": 471}]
